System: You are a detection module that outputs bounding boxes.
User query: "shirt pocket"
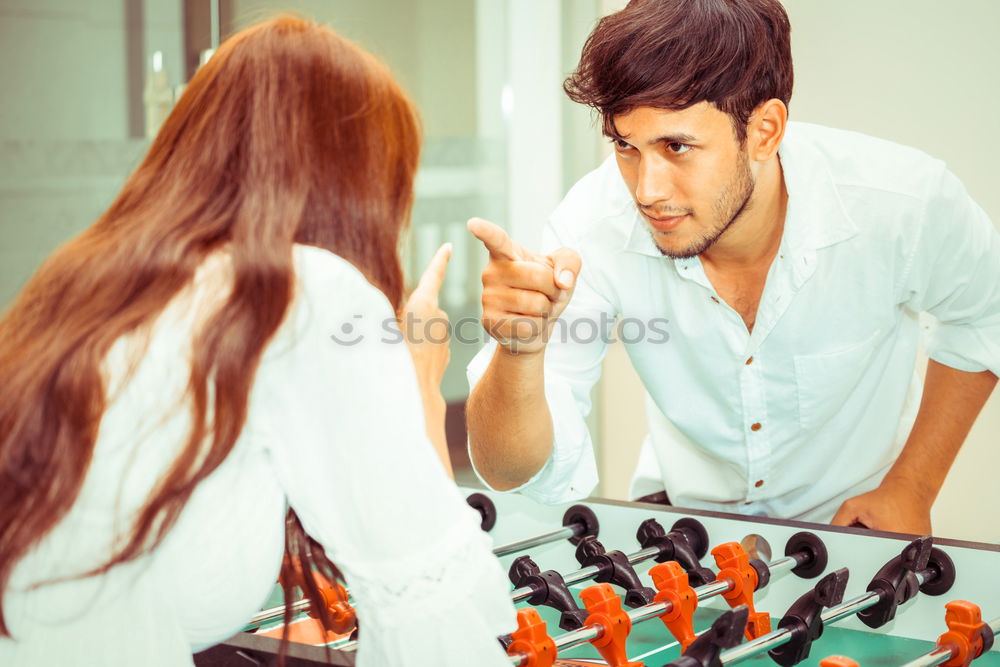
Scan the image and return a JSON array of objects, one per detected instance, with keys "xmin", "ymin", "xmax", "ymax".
[{"xmin": 793, "ymin": 329, "xmax": 881, "ymax": 432}]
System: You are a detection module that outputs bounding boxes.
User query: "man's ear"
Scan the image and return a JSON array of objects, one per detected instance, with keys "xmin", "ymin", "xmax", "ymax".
[{"xmin": 747, "ymin": 99, "xmax": 787, "ymax": 161}]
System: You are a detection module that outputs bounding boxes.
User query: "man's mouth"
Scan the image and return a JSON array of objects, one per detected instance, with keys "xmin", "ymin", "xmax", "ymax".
[{"xmin": 642, "ymin": 210, "xmax": 689, "ymax": 231}]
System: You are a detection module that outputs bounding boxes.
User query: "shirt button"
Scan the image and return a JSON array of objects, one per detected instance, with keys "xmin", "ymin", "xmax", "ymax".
[
  {"xmin": 750, "ymin": 422, "xmax": 762, "ymax": 431},
  {"xmin": 754, "ymin": 479, "xmax": 764, "ymax": 488},
  {"xmin": 745, "ymin": 356, "xmax": 754, "ymax": 365}
]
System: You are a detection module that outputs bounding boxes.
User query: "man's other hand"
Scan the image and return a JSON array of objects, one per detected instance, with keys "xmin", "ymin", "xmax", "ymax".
[{"xmin": 831, "ymin": 483, "xmax": 932, "ymax": 535}]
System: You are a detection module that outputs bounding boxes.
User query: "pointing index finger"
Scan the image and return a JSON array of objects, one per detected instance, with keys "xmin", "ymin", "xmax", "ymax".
[
  {"xmin": 467, "ymin": 217, "xmax": 522, "ymax": 261},
  {"xmin": 414, "ymin": 242, "xmax": 452, "ymax": 300}
]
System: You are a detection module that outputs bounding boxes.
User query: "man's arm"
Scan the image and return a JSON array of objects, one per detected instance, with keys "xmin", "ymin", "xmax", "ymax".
[
  {"xmin": 466, "ymin": 347, "xmax": 551, "ymax": 490},
  {"xmin": 834, "ymin": 166, "xmax": 1000, "ymax": 533},
  {"xmin": 464, "ymin": 217, "xmax": 587, "ymax": 492},
  {"xmin": 831, "ymin": 360, "xmax": 997, "ymax": 533}
]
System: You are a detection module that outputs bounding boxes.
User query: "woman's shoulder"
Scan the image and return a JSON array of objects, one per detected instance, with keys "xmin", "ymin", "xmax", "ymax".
[
  {"xmin": 291, "ymin": 245, "xmax": 390, "ymax": 312},
  {"xmin": 265, "ymin": 245, "xmax": 398, "ymax": 362},
  {"xmin": 293, "ymin": 244, "xmax": 369, "ymax": 285}
]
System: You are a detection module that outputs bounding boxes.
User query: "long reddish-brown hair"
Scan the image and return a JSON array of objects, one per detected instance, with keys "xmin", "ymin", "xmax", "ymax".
[{"xmin": 0, "ymin": 16, "xmax": 419, "ymax": 639}]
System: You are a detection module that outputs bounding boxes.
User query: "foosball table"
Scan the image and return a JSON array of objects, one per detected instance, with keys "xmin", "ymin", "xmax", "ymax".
[{"xmin": 194, "ymin": 489, "xmax": 1000, "ymax": 666}]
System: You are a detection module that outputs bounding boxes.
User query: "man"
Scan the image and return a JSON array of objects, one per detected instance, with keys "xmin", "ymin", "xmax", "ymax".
[{"xmin": 464, "ymin": 0, "xmax": 999, "ymax": 533}]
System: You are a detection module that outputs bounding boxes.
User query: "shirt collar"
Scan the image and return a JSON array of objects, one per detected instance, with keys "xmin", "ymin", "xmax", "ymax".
[
  {"xmin": 778, "ymin": 123, "xmax": 858, "ymax": 253},
  {"xmin": 623, "ymin": 208, "xmax": 665, "ymax": 258},
  {"xmin": 621, "ymin": 122, "xmax": 858, "ymax": 260}
]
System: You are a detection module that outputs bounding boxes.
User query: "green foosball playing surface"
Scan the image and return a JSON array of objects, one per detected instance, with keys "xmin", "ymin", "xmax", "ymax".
[
  {"xmin": 226, "ymin": 491, "xmax": 1000, "ymax": 667},
  {"xmin": 521, "ymin": 603, "xmax": 1000, "ymax": 667}
]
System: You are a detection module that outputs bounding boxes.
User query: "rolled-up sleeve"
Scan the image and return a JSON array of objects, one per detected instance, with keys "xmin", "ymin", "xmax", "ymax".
[
  {"xmin": 900, "ymin": 167, "xmax": 1000, "ymax": 376},
  {"xmin": 466, "ymin": 217, "xmax": 618, "ymax": 505}
]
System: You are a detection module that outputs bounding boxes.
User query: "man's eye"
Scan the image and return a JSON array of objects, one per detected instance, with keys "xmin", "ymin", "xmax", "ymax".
[
  {"xmin": 613, "ymin": 139, "xmax": 634, "ymax": 152},
  {"xmin": 668, "ymin": 142, "xmax": 692, "ymax": 154}
]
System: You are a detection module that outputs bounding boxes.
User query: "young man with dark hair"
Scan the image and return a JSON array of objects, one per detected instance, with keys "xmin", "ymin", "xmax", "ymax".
[{"xmin": 465, "ymin": 0, "xmax": 1000, "ymax": 533}]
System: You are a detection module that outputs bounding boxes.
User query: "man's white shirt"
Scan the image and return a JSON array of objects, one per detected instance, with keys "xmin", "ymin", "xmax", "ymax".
[{"xmin": 467, "ymin": 121, "xmax": 1000, "ymax": 523}]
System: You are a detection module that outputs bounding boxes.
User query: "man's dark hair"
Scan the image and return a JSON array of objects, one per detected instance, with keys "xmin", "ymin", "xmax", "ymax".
[{"xmin": 564, "ymin": 0, "xmax": 793, "ymax": 143}]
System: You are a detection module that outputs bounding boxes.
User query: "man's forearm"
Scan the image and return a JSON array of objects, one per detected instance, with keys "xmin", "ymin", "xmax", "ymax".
[
  {"xmin": 883, "ymin": 359, "xmax": 997, "ymax": 503},
  {"xmin": 466, "ymin": 346, "xmax": 553, "ymax": 490}
]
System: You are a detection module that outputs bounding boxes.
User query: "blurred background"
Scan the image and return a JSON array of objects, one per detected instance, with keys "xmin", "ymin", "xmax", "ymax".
[{"xmin": 0, "ymin": 0, "xmax": 997, "ymax": 541}]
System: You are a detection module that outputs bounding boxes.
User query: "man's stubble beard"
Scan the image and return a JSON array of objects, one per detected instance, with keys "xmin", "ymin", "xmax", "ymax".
[{"xmin": 650, "ymin": 150, "xmax": 755, "ymax": 259}]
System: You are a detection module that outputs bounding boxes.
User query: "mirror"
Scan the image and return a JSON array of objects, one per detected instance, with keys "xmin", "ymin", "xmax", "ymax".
[{"xmin": 0, "ymin": 1, "xmax": 996, "ymax": 543}]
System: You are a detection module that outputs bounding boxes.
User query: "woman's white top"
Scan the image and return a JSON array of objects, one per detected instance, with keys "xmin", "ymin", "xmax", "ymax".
[{"xmin": 0, "ymin": 245, "xmax": 516, "ymax": 666}]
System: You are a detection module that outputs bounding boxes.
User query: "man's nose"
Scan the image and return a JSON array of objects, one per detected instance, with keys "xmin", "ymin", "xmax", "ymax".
[{"xmin": 635, "ymin": 155, "xmax": 675, "ymax": 208}]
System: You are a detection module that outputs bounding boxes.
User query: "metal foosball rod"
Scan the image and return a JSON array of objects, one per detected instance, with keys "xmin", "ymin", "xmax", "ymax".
[
  {"xmin": 504, "ymin": 576, "xmax": 706, "ymax": 665},
  {"xmin": 247, "ymin": 493, "xmax": 508, "ymax": 631},
  {"xmin": 510, "ymin": 534, "xmax": 715, "ymax": 603},
  {"xmin": 897, "ymin": 610, "xmax": 998, "ymax": 667},
  {"xmin": 492, "ymin": 505, "xmax": 600, "ymax": 557},
  {"xmin": 718, "ymin": 568, "xmax": 906, "ymax": 664},
  {"xmin": 248, "ymin": 598, "xmax": 313, "ymax": 627},
  {"xmin": 245, "ymin": 575, "xmax": 356, "ymax": 633},
  {"xmin": 718, "ymin": 537, "xmax": 957, "ymax": 667},
  {"xmin": 507, "ymin": 518, "xmax": 805, "ymax": 603},
  {"xmin": 533, "ymin": 546, "xmax": 808, "ymax": 649},
  {"xmin": 901, "ymin": 638, "xmax": 992, "ymax": 667},
  {"xmin": 506, "ymin": 534, "xmax": 829, "ymax": 666},
  {"xmin": 509, "ymin": 539, "xmax": 956, "ymax": 667},
  {"xmin": 507, "ymin": 516, "xmax": 732, "ymax": 632},
  {"xmin": 330, "ymin": 520, "xmax": 630, "ymax": 656},
  {"xmin": 508, "ymin": 519, "xmax": 830, "ymax": 635},
  {"xmin": 528, "ymin": 596, "xmax": 680, "ymax": 658},
  {"xmin": 503, "ymin": 571, "xmax": 732, "ymax": 660},
  {"xmin": 820, "ymin": 604, "xmax": 998, "ymax": 667}
]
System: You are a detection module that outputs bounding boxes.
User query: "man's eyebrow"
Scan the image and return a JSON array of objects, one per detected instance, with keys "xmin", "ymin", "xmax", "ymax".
[
  {"xmin": 600, "ymin": 130, "xmax": 700, "ymax": 145},
  {"xmin": 649, "ymin": 132, "xmax": 698, "ymax": 145}
]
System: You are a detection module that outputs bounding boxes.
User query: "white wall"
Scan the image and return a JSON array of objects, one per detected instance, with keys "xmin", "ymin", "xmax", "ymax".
[
  {"xmin": 593, "ymin": 0, "xmax": 1000, "ymax": 543},
  {"xmin": 785, "ymin": 0, "xmax": 1000, "ymax": 543}
]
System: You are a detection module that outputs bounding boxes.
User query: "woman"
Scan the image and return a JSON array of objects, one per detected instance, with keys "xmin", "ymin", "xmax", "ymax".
[{"xmin": 0, "ymin": 16, "xmax": 514, "ymax": 666}]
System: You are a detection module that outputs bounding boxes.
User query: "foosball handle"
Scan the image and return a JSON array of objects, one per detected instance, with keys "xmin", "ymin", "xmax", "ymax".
[
  {"xmin": 564, "ymin": 504, "xmax": 601, "ymax": 545},
  {"xmin": 649, "ymin": 561, "xmax": 698, "ymax": 652},
  {"xmin": 576, "ymin": 535, "xmax": 656, "ymax": 607},
  {"xmin": 465, "ymin": 492, "xmax": 497, "ymax": 532},
  {"xmin": 768, "ymin": 568, "xmax": 850, "ymax": 667},
  {"xmin": 784, "ymin": 532, "xmax": 830, "ymax": 579},
  {"xmin": 580, "ymin": 583, "xmax": 644, "ymax": 667},
  {"xmin": 636, "ymin": 518, "xmax": 716, "ymax": 587},
  {"xmin": 509, "ymin": 555, "xmax": 590, "ymax": 631},
  {"xmin": 711, "ymin": 542, "xmax": 772, "ymax": 640},
  {"xmin": 506, "ymin": 607, "xmax": 557, "ymax": 667},
  {"xmin": 936, "ymin": 600, "xmax": 994, "ymax": 667},
  {"xmin": 662, "ymin": 605, "xmax": 750, "ymax": 667},
  {"xmin": 857, "ymin": 536, "xmax": 956, "ymax": 629}
]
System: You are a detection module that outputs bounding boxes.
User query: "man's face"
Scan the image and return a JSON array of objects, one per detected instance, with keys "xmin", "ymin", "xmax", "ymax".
[{"xmin": 611, "ymin": 102, "xmax": 755, "ymax": 259}]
